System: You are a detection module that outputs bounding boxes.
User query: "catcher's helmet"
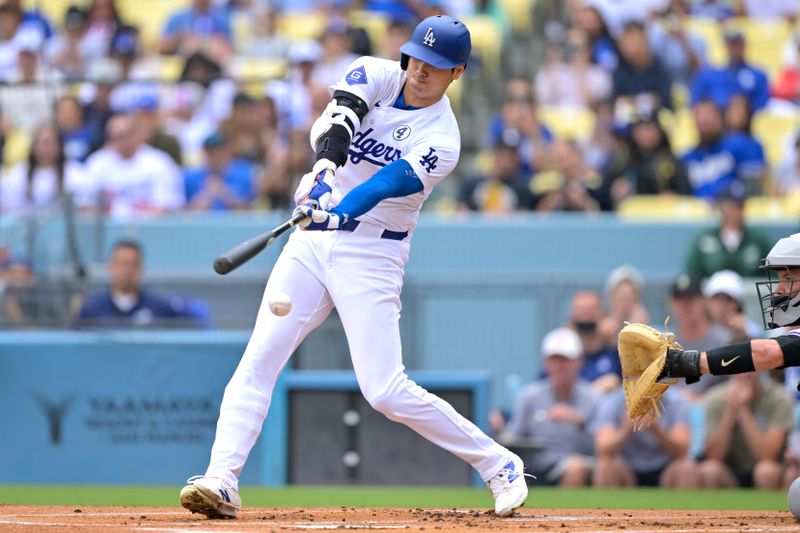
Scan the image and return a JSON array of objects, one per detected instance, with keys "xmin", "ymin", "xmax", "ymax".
[
  {"xmin": 756, "ymin": 232, "xmax": 800, "ymax": 329},
  {"xmin": 399, "ymin": 15, "xmax": 471, "ymax": 70}
]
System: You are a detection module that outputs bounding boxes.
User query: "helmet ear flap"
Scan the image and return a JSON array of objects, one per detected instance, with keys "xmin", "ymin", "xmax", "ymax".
[{"xmin": 400, "ymin": 53, "xmax": 409, "ymax": 70}]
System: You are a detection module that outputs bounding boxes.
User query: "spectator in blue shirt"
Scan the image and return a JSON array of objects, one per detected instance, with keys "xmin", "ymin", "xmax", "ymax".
[
  {"xmin": 185, "ymin": 132, "xmax": 255, "ymax": 211},
  {"xmin": 78, "ymin": 239, "xmax": 210, "ymax": 328},
  {"xmin": 485, "ymin": 77, "xmax": 553, "ymax": 177},
  {"xmin": 159, "ymin": 0, "xmax": 232, "ymax": 62},
  {"xmin": 723, "ymin": 94, "xmax": 767, "ymax": 193},
  {"xmin": 569, "ymin": 290, "xmax": 621, "ymax": 394},
  {"xmin": 690, "ymin": 28, "xmax": 770, "ymax": 113},
  {"xmin": 682, "ymin": 99, "xmax": 766, "ymax": 200}
]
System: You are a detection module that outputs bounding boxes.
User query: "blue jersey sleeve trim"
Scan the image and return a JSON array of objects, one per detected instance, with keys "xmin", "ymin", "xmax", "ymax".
[{"xmin": 330, "ymin": 159, "xmax": 424, "ymax": 221}]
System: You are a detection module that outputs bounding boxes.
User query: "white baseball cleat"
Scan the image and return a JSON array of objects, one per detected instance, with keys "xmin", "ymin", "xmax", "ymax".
[
  {"xmin": 180, "ymin": 476, "xmax": 240, "ymax": 519},
  {"xmin": 487, "ymin": 454, "xmax": 529, "ymax": 517}
]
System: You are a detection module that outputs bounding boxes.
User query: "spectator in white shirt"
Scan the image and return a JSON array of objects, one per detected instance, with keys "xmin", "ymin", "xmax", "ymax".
[
  {"xmin": 85, "ymin": 114, "xmax": 185, "ymax": 218},
  {"xmin": 0, "ymin": 123, "xmax": 95, "ymax": 215},
  {"xmin": 0, "ymin": 28, "xmax": 63, "ymax": 133}
]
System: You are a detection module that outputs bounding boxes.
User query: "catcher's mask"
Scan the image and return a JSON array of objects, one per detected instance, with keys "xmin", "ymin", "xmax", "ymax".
[{"xmin": 756, "ymin": 233, "xmax": 800, "ymax": 329}]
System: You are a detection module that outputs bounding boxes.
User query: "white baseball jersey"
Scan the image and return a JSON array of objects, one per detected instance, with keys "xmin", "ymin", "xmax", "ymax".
[
  {"xmin": 329, "ymin": 56, "xmax": 460, "ymax": 233},
  {"xmin": 201, "ymin": 56, "xmax": 514, "ymax": 494}
]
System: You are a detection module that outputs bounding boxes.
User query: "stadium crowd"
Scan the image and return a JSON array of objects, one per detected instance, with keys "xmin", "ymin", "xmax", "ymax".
[
  {"xmin": 0, "ymin": 0, "xmax": 799, "ymax": 491},
  {"xmin": 0, "ymin": 0, "xmax": 795, "ymax": 217}
]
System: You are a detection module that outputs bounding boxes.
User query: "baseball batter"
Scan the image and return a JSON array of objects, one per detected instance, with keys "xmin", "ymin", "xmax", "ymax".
[{"xmin": 180, "ymin": 15, "xmax": 529, "ymax": 519}]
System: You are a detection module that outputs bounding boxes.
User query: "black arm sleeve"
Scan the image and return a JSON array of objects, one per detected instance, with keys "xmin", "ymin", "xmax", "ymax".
[
  {"xmin": 315, "ymin": 91, "xmax": 370, "ymax": 168},
  {"xmin": 776, "ymin": 334, "xmax": 800, "ymax": 368}
]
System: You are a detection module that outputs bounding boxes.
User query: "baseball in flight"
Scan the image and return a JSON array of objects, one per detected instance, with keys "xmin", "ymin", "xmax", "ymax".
[{"xmin": 268, "ymin": 292, "xmax": 292, "ymax": 316}]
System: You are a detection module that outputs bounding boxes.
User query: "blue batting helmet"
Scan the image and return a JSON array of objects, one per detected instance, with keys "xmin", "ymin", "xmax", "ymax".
[{"xmin": 399, "ymin": 15, "xmax": 471, "ymax": 70}]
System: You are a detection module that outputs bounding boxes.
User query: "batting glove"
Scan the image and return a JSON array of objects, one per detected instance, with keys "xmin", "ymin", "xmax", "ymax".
[
  {"xmin": 293, "ymin": 204, "xmax": 347, "ymax": 231},
  {"xmin": 293, "ymin": 158, "xmax": 336, "ymax": 209}
]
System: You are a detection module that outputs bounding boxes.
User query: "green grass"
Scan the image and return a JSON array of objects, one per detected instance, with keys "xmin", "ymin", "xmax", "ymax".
[{"xmin": 0, "ymin": 486, "xmax": 788, "ymax": 511}]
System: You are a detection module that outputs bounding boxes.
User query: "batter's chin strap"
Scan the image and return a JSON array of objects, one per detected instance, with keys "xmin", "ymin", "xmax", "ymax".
[{"xmin": 315, "ymin": 91, "xmax": 370, "ymax": 168}]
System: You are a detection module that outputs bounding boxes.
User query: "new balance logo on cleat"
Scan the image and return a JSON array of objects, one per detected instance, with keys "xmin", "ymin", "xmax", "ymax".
[
  {"xmin": 504, "ymin": 461, "xmax": 519, "ymax": 483},
  {"xmin": 219, "ymin": 489, "xmax": 231, "ymax": 503}
]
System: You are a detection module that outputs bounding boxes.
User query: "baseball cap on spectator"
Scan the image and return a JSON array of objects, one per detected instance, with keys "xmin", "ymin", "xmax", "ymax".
[
  {"xmin": 110, "ymin": 26, "xmax": 139, "ymax": 57},
  {"xmin": 203, "ymin": 132, "xmax": 228, "ymax": 150},
  {"xmin": 323, "ymin": 17, "xmax": 350, "ymax": 37},
  {"xmin": 1, "ymin": 254, "xmax": 33, "ymax": 270},
  {"xmin": 288, "ymin": 40, "xmax": 322, "ymax": 64},
  {"xmin": 604, "ymin": 264, "xmax": 645, "ymax": 297},
  {"xmin": 704, "ymin": 270, "xmax": 744, "ymax": 302},
  {"xmin": 87, "ymin": 57, "xmax": 123, "ymax": 85},
  {"xmin": 64, "ymin": 6, "xmax": 87, "ymax": 30},
  {"xmin": 15, "ymin": 27, "xmax": 43, "ymax": 54},
  {"xmin": 723, "ymin": 28, "xmax": 745, "ymax": 44},
  {"xmin": 670, "ymin": 274, "xmax": 703, "ymax": 298},
  {"xmin": 541, "ymin": 327, "xmax": 583, "ymax": 359}
]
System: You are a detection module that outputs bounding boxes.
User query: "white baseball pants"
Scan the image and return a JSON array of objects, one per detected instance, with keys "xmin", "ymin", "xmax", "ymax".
[{"xmin": 205, "ymin": 224, "xmax": 510, "ymax": 487}]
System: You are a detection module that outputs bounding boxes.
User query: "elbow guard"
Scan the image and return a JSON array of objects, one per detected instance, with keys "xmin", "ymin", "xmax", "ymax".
[
  {"xmin": 776, "ymin": 334, "xmax": 800, "ymax": 368},
  {"xmin": 309, "ymin": 91, "xmax": 370, "ymax": 161}
]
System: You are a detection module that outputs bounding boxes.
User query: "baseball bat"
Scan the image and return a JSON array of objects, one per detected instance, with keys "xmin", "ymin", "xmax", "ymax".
[{"xmin": 213, "ymin": 212, "xmax": 307, "ymax": 275}]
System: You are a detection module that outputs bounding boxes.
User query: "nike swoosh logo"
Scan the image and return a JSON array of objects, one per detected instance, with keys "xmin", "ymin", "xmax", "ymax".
[{"xmin": 721, "ymin": 356, "xmax": 740, "ymax": 367}]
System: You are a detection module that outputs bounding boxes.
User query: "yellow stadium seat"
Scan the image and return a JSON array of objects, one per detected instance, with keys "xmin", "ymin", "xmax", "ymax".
[
  {"xmin": 117, "ymin": 0, "xmax": 191, "ymax": 53},
  {"xmin": 662, "ymin": 106, "xmax": 698, "ymax": 155},
  {"xmin": 4, "ymin": 128, "xmax": 31, "ymax": 170},
  {"xmin": 461, "ymin": 15, "xmax": 503, "ymax": 78},
  {"xmin": 752, "ymin": 111, "xmax": 800, "ymax": 169},
  {"xmin": 231, "ymin": 57, "xmax": 288, "ymax": 81},
  {"xmin": 617, "ymin": 195, "xmax": 712, "ymax": 220},
  {"xmin": 744, "ymin": 195, "xmax": 800, "ymax": 221},
  {"xmin": 728, "ymin": 17, "xmax": 791, "ymax": 80},
  {"xmin": 158, "ymin": 55, "xmax": 185, "ymax": 82},
  {"xmin": 348, "ymin": 10, "xmax": 389, "ymax": 53},
  {"xmin": 686, "ymin": 16, "xmax": 726, "ymax": 67},
  {"xmin": 538, "ymin": 107, "xmax": 596, "ymax": 142},
  {"xmin": 276, "ymin": 11, "xmax": 328, "ymax": 42},
  {"xmin": 495, "ymin": 0, "xmax": 535, "ymax": 35}
]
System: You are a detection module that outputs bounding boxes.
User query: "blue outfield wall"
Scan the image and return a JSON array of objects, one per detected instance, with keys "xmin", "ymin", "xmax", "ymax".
[
  {"xmin": 1, "ymin": 211, "xmax": 796, "ymax": 276},
  {"xmin": 0, "ymin": 331, "xmax": 491, "ymax": 486}
]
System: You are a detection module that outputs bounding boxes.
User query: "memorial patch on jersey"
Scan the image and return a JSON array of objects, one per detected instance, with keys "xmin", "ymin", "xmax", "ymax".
[
  {"xmin": 392, "ymin": 125, "xmax": 411, "ymax": 141},
  {"xmin": 345, "ymin": 66, "xmax": 368, "ymax": 85}
]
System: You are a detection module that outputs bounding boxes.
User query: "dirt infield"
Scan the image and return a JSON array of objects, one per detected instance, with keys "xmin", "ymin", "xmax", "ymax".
[{"xmin": 0, "ymin": 506, "xmax": 797, "ymax": 532}]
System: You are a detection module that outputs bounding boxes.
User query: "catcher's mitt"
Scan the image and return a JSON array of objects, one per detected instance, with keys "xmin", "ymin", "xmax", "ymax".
[{"xmin": 617, "ymin": 322, "xmax": 681, "ymax": 430}]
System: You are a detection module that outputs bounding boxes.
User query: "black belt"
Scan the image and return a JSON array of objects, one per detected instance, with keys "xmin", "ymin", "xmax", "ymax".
[{"xmin": 341, "ymin": 220, "xmax": 409, "ymax": 241}]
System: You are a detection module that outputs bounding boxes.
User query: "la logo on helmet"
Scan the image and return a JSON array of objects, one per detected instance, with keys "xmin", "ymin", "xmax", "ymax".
[{"xmin": 423, "ymin": 27, "xmax": 436, "ymax": 47}]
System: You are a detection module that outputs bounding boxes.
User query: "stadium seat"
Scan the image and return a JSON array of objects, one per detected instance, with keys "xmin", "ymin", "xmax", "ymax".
[
  {"xmin": 276, "ymin": 11, "xmax": 328, "ymax": 42},
  {"xmin": 495, "ymin": 0, "xmax": 535, "ymax": 36},
  {"xmin": 461, "ymin": 15, "xmax": 503, "ymax": 78},
  {"xmin": 685, "ymin": 16, "xmax": 726, "ymax": 67},
  {"xmin": 157, "ymin": 55, "xmax": 185, "ymax": 82},
  {"xmin": 617, "ymin": 195, "xmax": 712, "ymax": 220},
  {"xmin": 745, "ymin": 195, "xmax": 800, "ymax": 221},
  {"xmin": 662, "ymin": 106, "xmax": 698, "ymax": 156},
  {"xmin": 538, "ymin": 107, "xmax": 596, "ymax": 142},
  {"xmin": 4, "ymin": 128, "xmax": 31, "ymax": 169},
  {"xmin": 117, "ymin": 0, "xmax": 191, "ymax": 53},
  {"xmin": 752, "ymin": 110, "xmax": 800, "ymax": 169},
  {"xmin": 729, "ymin": 17, "xmax": 791, "ymax": 80}
]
